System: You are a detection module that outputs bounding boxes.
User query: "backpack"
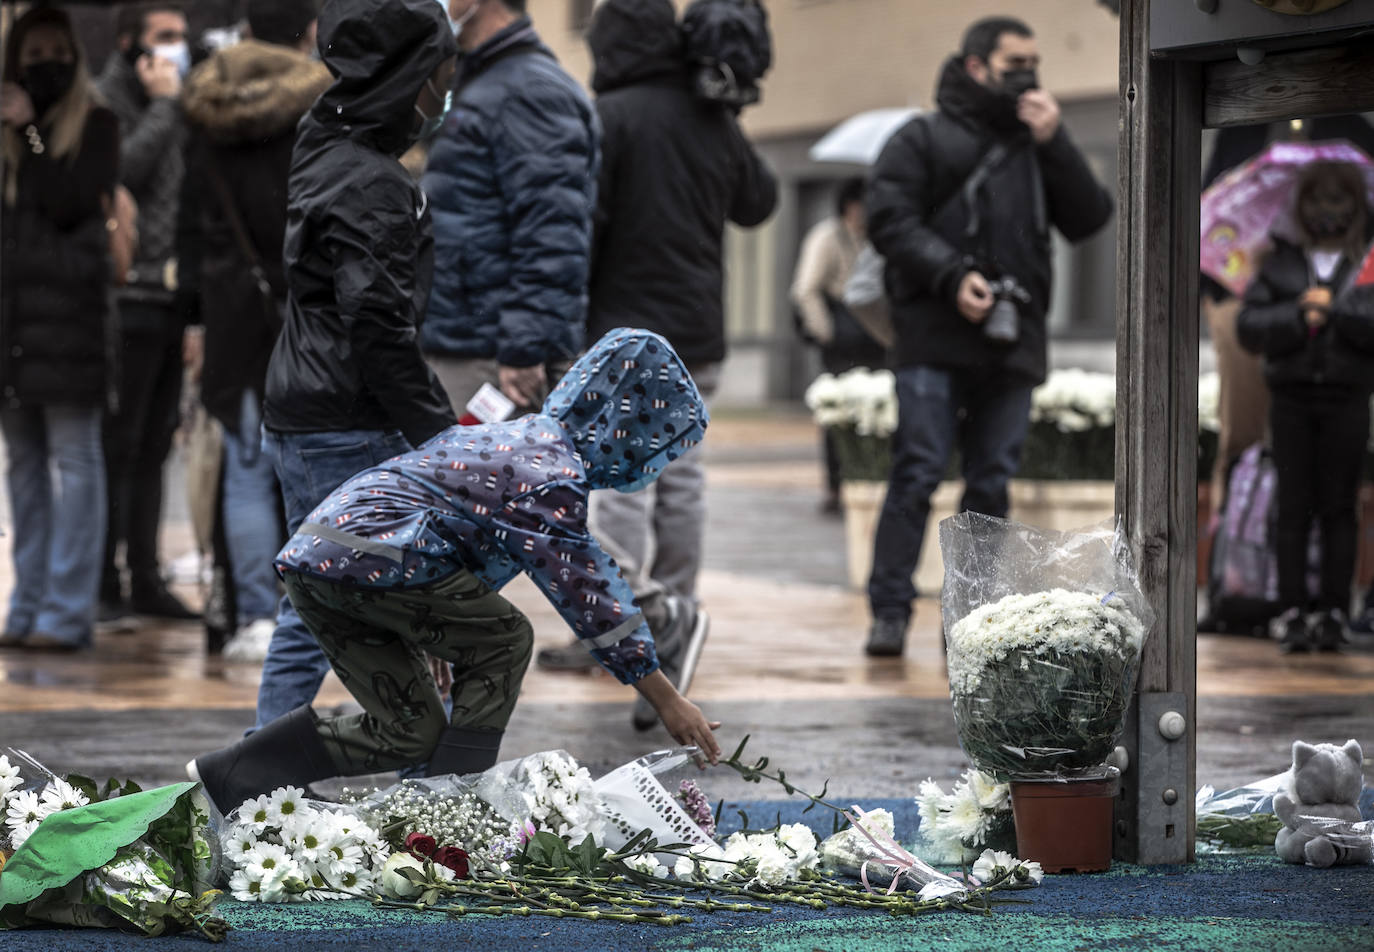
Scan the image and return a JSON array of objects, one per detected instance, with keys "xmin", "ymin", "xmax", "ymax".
[
  {"xmin": 1205, "ymin": 443, "xmax": 1319, "ymax": 634},
  {"xmin": 680, "ymin": 0, "xmax": 772, "ymax": 109}
]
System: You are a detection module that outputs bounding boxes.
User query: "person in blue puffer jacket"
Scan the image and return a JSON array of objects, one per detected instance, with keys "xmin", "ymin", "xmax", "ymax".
[
  {"xmin": 421, "ymin": 0, "xmax": 599, "ymax": 416},
  {"xmin": 190, "ymin": 330, "xmax": 722, "ymax": 812}
]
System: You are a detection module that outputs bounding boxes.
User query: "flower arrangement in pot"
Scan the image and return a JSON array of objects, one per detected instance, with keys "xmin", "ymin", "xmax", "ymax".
[{"xmin": 937, "ymin": 512, "xmax": 1155, "ymax": 873}]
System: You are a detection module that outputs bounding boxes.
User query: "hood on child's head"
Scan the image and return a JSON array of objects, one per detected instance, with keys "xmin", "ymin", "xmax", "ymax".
[
  {"xmin": 1293, "ymin": 159, "xmax": 1372, "ymax": 259},
  {"xmin": 544, "ymin": 329, "xmax": 708, "ymax": 493}
]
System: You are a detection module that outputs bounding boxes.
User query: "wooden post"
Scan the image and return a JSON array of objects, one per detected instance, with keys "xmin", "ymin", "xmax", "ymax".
[{"xmin": 1114, "ymin": 0, "xmax": 1198, "ymax": 865}]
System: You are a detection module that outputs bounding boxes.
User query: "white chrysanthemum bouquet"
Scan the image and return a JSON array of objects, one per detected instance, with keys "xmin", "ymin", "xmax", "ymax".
[
  {"xmin": 1, "ymin": 754, "xmax": 89, "ymax": 852},
  {"xmin": 220, "ymin": 786, "xmax": 389, "ymax": 902},
  {"xmin": 939, "ymin": 513, "xmax": 1154, "ymax": 780}
]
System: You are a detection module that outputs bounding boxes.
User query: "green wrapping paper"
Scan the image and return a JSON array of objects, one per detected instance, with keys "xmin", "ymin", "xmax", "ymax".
[{"xmin": 0, "ymin": 782, "xmax": 227, "ymax": 940}]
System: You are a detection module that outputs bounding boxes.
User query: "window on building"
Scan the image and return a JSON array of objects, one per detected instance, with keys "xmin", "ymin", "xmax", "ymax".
[{"xmin": 570, "ymin": 0, "xmax": 595, "ymax": 31}]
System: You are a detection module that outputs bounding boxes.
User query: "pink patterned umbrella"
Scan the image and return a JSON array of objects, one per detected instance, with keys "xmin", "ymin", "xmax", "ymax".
[{"xmin": 1199, "ymin": 139, "xmax": 1374, "ymax": 297}]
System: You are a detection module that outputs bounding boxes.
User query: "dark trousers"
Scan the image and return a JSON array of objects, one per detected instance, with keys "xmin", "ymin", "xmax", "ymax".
[
  {"xmin": 867, "ymin": 365, "xmax": 1033, "ymax": 619},
  {"xmin": 102, "ymin": 305, "xmax": 182, "ymax": 598},
  {"xmin": 1270, "ymin": 389, "xmax": 1370, "ymax": 613}
]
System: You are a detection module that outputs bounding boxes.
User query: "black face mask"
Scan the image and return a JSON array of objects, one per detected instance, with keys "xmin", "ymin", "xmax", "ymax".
[
  {"xmin": 1300, "ymin": 193, "xmax": 1358, "ymax": 241},
  {"xmin": 996, "ymin": 68, "xmax": 1039, "ymax": 102},
  {"xmin": 19, "ymin": 60, "xmax": 77, "ymax": 119}
]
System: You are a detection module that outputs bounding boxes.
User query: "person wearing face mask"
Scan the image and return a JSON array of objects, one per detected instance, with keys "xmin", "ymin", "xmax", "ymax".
[
  {"xmin": 420, "ymin": 0, "xmax": 599, "ymax": 416},
  {"xmin": 94, "ymin": 2, "xmax": 199, "ymax": 629},
  {"xmin": 252, "ymin": 0, "xmax": 461, "ymax": 733},
  {"xmin": 1237, "ymin": 161, "xmax": 1374, "ymax": 654},
  {"xmin": 861, "ymin": 16, "xmax": 1113, "ymax": 657},
  {"xmin": 0, "ymin": 6, "xmax": 120, "ymax": 652}
]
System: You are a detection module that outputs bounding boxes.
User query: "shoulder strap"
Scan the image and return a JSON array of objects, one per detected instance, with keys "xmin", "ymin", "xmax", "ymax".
[{"xmin": 203, "ymin": 152, "xmax": 269, "ymax": 292}]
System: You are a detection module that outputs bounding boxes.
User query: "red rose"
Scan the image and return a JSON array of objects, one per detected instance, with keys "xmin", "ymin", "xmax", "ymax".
[
  {"xmin": 432, "ymin": 846, "xmax": 470, "ymax": 878},
  {"xmin": 404, "ymin": 832, "xmax": 437, "ymax": 858}
]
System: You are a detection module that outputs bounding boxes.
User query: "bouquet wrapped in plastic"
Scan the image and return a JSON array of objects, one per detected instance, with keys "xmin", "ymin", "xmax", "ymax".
[
  {"xmin": 938, "ymin": 513, "xmax": 1155, "ymax": 780},
  {"xmin": 0, "ymin": 750, "xmax": 224, "ymax": 940}
]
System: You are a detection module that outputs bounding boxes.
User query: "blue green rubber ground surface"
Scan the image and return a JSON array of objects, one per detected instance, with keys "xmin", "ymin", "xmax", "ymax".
[{"xmin": 3, "ymin": 796, "xmax": 1372, "ymax": 951}]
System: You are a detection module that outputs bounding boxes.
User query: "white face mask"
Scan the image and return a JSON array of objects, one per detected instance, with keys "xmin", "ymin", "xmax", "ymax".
[
  {"xmin": 151, "ymin": 41, "xmax": 191, "ymax": 78},
  {"xmin": 450, "ymin": 0, "xmax": 481, "ymax": 39}
]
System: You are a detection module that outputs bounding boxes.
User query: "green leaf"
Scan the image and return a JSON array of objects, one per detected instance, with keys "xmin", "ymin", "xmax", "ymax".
[
  {"xmin": 728, "ymin": 735, "xmax": 751, "ymax": 764},
  {"xmin": 66, "ymin": 773, "xmax": 99, "ymax": 803}
]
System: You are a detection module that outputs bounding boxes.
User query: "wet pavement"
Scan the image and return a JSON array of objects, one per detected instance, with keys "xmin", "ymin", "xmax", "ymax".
[{"xmin": 0, "ymin": 410, "xmax": 1371, "ymax": 803}]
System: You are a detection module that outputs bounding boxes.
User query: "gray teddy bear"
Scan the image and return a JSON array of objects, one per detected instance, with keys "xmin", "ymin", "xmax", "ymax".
[{"xmin": 1273, "ymin": 739, "xmax": 1371, "ymax": 868}]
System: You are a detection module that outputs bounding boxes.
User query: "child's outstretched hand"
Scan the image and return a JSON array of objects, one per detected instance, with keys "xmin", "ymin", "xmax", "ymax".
[{"xmin": 633, "ymin": 670, "xmax": 723, "ymax": 764}]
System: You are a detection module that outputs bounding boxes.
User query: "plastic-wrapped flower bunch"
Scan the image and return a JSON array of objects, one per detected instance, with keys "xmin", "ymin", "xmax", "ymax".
[
  {"xmin": 673, "ymin": 823, "xmax": 820, "ymax": 887},
  {"xmin": 517, "ymin": 751, "xmax": 608, "ymax": 846},
  {"xmin": 348, "ymin": 779, "xmax": 528, "ymax": 871},
  {"xmin": 1, "ymin": 754, "xmax": 90, "ymax": 852},
  {"xmin": 221, "ymin": 785, "xmax": 389, "ymax": 902}
]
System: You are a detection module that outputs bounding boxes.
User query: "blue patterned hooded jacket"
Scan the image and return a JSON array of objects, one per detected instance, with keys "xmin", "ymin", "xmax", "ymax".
[{"xmin": 275, "ymin": 330, "xmax": 707, "ymax": 684}]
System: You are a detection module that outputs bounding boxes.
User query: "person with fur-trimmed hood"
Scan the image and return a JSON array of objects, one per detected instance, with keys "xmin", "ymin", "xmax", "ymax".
[{"xmin": 177, "ymin": 0, "xmax": 331, "ymax": 661}]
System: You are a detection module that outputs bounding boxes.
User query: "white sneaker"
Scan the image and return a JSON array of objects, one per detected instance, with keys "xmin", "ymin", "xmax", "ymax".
[{"xmin": 222, "ymin": 618, "xmax": 276, "ymax": 663}]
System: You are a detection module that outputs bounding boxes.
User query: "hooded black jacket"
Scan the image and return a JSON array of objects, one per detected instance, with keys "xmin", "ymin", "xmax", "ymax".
[
  {"xmin": 868, "ymin": 58, "xmax": 1113, "ymax": 385},
  {"xmin": 1237, "ymin": 235, "xmax": 1374, "ymax": 395},
  {"xmin": 584, "ymin": 0, "xmax": 778, "ymax": 367},
  {"xmin": 262, "ymin": 0, "xmax": 458, "ymax": 446}
]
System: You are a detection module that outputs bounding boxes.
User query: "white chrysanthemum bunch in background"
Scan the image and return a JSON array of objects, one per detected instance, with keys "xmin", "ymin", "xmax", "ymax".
[
  {"xmin": 915, "ymin": 770, "xmax": 1013, "ymax": 862},
  {"xmin": 2, "ymin": 764, "xmax": 89, "ymax": 852},
  {"xmin": 519, "ymin": 752, "xmax": 608, "ymax": 846},
  {"xmin": 221, "ymin": 786, "xmax": 388, "ymax": 903},
  {"xmin": 804, "ymin": 368, "xmax": 898, "ymax": 437},
  {"xmin": 947, "ymin": 589, "xmax": 1146, "ymax": 697},
  {"xmin": 346, "ymin": 780, "xmax": 525, "ymax": 870},
  {"xmin": 1030, "ymin": 369, "xmax": 1115, "ymax": 433},
  {"xmin": 673, "ymin": 823, "xmax": 820, "ymax": 887},
  {"xmin": 1198, "ymin": 372, "xmax": 1221, "ymax": 434}
]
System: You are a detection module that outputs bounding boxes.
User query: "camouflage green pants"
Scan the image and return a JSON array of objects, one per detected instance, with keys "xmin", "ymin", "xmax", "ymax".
[{"xmin": 281, "ymin": 569, "xmax": 534, "ymax": 775}]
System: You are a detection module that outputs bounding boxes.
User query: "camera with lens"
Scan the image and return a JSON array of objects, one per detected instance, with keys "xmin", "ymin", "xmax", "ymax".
[{"xmin": 982, "ymin": 277, "xmax": 1031, "ymax": 345}]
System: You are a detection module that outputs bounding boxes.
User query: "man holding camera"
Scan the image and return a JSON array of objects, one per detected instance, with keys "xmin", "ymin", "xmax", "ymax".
[{"xmin": 863, "ymin": 17, "xmax": 1112, "ymax": 656}]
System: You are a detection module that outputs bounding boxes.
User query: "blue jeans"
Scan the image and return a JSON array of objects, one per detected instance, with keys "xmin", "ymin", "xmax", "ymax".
[
  {"xmin": 221, "ymin": 392, "xmax": 283, "ymax": 622},
  {"xmin": 867, "ymin": 366, "xmax": 1033, "ymax": 620},
  {"xmin": 254, "ymin": 427, "xmax": 411, "ymax": 730},
  {"xmin": 2, "ymin": 405, "xmax": 106, "ymax": 645}
]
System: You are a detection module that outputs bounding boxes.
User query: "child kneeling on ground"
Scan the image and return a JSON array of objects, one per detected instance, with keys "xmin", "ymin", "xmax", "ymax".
[{"xmin": 191, "ymin": 330, "xmax": 721, "ymax": 813}]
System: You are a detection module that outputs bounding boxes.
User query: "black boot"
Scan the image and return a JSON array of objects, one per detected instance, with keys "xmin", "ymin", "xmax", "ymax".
[
  {"xmin": 193, "ymin": 706, "xmax": 336, "ymax": 815},
  {"xmin": 427, "ymin": 726, "xmax": 504, "ymax": 777}
]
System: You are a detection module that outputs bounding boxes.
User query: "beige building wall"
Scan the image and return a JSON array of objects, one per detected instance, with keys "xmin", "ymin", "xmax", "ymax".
[{"xmin": 527, "ymin": 0, "xmax": 1120, "ymax": 135}]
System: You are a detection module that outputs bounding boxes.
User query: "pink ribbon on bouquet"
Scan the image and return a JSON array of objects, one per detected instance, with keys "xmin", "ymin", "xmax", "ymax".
[{"xmin": 841, "ymin": 805, "xmax": 969, "ymax": 897}]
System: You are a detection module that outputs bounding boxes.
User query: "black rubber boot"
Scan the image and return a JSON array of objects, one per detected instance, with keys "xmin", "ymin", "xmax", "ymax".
[
  {"xmin": 193, "ymin": 706, "xmax": 336, "ymax": 815},
  {"xmin": 427, "ymin": 726, "xmax": 504, "ymax": 777}
]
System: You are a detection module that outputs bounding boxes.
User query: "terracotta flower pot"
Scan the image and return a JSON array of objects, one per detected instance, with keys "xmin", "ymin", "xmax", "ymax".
[{"xmin": 1009, "ymin": 768, "xmax": 1121, "ymax": 873}]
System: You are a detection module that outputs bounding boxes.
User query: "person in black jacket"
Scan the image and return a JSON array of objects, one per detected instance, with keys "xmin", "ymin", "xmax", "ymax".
[
  {"xmin": 1237, "ymin": 161, "xmax": 1374, "ymax": 654},
  {"xmin": 178, "ymin": 0, "xmax": 330, "ymax": 661},
  {"xmin": 533, "ymin": 0, "xmax": 777, "ymax": 734},
  {"xmin": 96, "ymin": 2, "xmax": 199, "ymax": 624},
  {"xmin": 252, "ymin": 0, "xmax": 459, "ymax": 731},
  {"xmin": 0, "ymin": 6, "xmax": 119, "ymax": 652},
  {"xmin": 863, "ymin": 17, "xmax": 1112, "ymax": 656}
]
